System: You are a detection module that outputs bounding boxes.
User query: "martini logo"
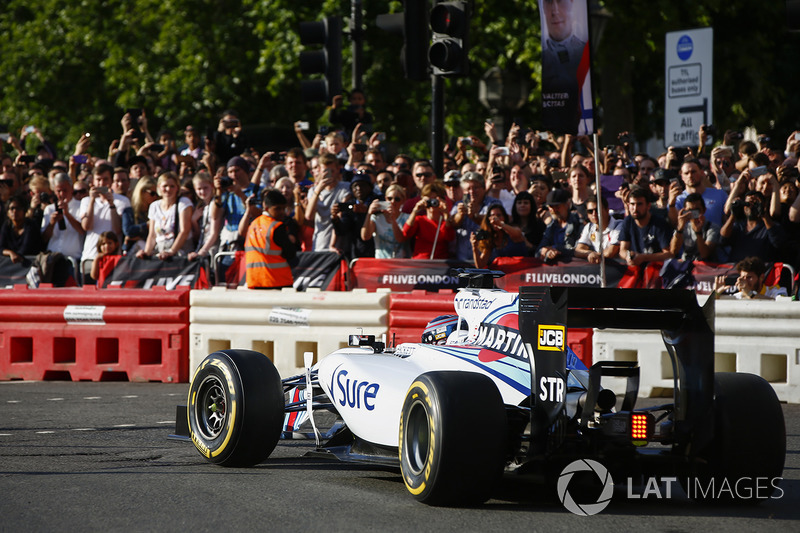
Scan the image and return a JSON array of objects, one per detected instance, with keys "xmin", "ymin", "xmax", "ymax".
[
  {"xmin": 474, "ymin": 321, "xmax": 527, "ymax": 362},
  {"xmin": 537, "ymin": 325, "xmax": 565, "ymax": 351}
]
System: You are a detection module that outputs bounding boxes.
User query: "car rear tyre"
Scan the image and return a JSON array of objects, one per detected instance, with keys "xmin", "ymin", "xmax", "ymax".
[
  {"xmin": 399, "ymin": 371, "xmax": 507, "ymax": 506},
  {"xmin": 188, "ymin": 350, "xmax": 284, "ymax": 467},
  {"xmin": 685, "ymin": 372, "xmax": 785, "ymax": 503}
]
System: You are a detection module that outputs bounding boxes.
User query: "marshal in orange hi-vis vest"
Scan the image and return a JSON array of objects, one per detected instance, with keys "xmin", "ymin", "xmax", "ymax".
[{"xmin": 244, "ymin": 214, "xmax": 293, "ymax": 288}]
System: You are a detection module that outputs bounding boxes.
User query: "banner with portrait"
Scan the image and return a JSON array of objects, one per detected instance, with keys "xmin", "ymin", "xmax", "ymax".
[{"xmin": 539, "ymin": 0, "xmax": 595, "ymax": 135}]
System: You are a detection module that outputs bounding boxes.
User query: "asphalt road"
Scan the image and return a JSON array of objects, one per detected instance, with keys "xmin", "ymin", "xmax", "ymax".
[{"xmin": 1, "ymin": 381, "xmax": 798, "ymax": 532}]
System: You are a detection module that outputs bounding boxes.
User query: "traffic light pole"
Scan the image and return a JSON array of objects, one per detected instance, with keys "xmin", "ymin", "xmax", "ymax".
[
  {"xmin": 350, "ymin": 0, "xmax": 363, "ymax": 91},
  {"xmin": 431, "ymin": 74, "xmax": 444, "ymax": 179}
]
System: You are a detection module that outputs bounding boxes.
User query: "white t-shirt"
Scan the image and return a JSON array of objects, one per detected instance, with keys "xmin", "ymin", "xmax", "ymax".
[
  {"xmin": 733, "ymin": 285, "xmax": 788, "ymax": 300},
  {"xmin": 312, "ymin": 181, "xmax": 352, "ymax": 251},
  {"xmin": 41, "ymin": 198, "xmax": 84, "ymax": 260},
  {"xmin": 148, "ymin": 197, "xmax": 193, "ymax": 253},
  {"xmin": 79, "ymin": 193, "xmax": 131, "ymax": 261},
  {"xmin": 371, "ymin": 211, "xmax": 410, "ymax": 258},
  {"xmin": 577, "ymin": 218, "xmax": 623, "ymax": 253}
]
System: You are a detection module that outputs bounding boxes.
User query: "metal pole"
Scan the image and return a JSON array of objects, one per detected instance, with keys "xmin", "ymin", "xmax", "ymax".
[
  {"xmin": 350, "ymin": 0, "xmax": 363, "ymax": 91},
  {"xmin": 592, "ymin": 133, "xmax": 606, "ymax": 288},
  {"xmin": 431, "ymin": 75, "xmax": 444, "ymax": 178}
]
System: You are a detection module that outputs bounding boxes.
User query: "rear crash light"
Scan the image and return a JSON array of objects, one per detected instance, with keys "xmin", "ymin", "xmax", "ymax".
[{"xmin": 631, "ymin": 413, "xmax": 653, "ymax": 441}]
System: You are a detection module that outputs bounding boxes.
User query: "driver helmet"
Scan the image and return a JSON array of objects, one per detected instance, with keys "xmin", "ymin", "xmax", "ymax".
[{"xmin": 421, "ymin": 315, "xmax": 461, "ymax": 345}]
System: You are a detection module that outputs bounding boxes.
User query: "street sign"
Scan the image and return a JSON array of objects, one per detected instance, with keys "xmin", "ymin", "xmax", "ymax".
[{"xmin": 664, "ymin": 28, "xmax": 713, "ymax": 148}]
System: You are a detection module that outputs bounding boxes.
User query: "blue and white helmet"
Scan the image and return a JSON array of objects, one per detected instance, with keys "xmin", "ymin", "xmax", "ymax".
[{"xmin": 421, "ymin": 315, "xmax": 461, "ymax": 345}]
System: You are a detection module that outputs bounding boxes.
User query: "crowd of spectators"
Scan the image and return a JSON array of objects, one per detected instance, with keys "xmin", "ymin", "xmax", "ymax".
[{"xmin": 1, "ymin": 98, "xmax": 799, "ymax": 297}]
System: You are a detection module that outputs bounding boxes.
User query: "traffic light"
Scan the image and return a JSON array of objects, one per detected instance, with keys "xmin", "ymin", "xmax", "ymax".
[
  {"xmin": 428, "ymin": 1, "xmax": 470, "ymax": 76},
  {"xmin": 298, "ymin": 16, "xmax": 342, "ymax": 104},
  {"xmin": 376, "ymin": 1, "xmax": 430, "ymax": 81}
]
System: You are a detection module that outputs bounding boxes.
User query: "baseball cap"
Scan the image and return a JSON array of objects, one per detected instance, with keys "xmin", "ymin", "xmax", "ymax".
[
  {"xmin": 226, "ymin": 156, "xmax": 250, "ymax": 173},
  {"xmin": 460, "ymin": 171, "xmax": 484, "ymax": 184},
  {"xmin": 443, "ymin": 170, "xmax": 461, "ymax": 183},
  {"xmin": 350, "ymin": 172, "xmax": 372, "ymax": 186},
  {"xmin": 650, "ymin": 168, "xmax": 669, "ymax": 183},
  {"xmin": 546, "ymin": 188, "xmax": 570, "ymax": 206}
]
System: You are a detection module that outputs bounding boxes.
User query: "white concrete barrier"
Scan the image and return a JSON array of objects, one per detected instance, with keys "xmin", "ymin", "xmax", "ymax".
[
  {"xmin": 190, "ymin": 287, "xmax": 390, "ymax": 377},
  {"xmin": 592, "ymin": 297, "xmax": 800, "ymax": 403}
]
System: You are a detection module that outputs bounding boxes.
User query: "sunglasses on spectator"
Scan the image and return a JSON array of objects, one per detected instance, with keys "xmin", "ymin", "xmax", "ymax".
[
  {"xmin": 586, "ymin": 208, "xmax": 598, "ymax": 214},
  {"xmin": 394, "ymin": 162, "xmax": 408, "ymax": 169},
  {"xmin": 415, "ymin": 172, "xmax": 433, "ymax": 178},
  {"xmin": 146, "ymin": 190, "xmax": 158, "ymax": 197},
  {"xmin": 386, "ymin": 196, "xmax": 403, "ymax": 202}
]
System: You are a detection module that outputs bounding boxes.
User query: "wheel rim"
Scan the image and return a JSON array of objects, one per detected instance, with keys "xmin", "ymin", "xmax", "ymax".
[
  {"xmin": 195, "ymin": 374, "xmax": 228, "ymax": 440},
  {"xmin": 405, "ymin": 400, "xmax": 430, "ymax": 475}
]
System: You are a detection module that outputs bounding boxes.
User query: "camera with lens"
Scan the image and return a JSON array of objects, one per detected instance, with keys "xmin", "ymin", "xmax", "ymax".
[
  {"xmin": 702, "ymin": 124, "xmax": 716, "ymax": 135},
  {"xmin": 426, "ymin": 198, "xmax": 440, "ymax": 208},
  {"xmin": 39, "ymin": 192, "xmax": 51, "ymax": 204},
  {"xmin": 474, "ymin": 229, "xmax": 491, "ymax": 240},
  {"xmin": 337, "ymin": 202, "xmax": 354, "ymax": 211},
  {"xmin": 219, "ymin": 176, "xmax": 234, "ymax": 189},
  {"xmin": 747, "ymin": 199, "xmax": 763, "ymax": 218},
  {"xmin": 731, "ymin": 198, "xmax": 746, "ymax": 219},
  {"xmin": 723, "ymin": 274, "xmax": 739, "ymax": 286}
]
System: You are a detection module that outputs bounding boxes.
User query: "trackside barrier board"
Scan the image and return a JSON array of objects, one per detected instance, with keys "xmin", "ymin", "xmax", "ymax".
[
  {"xmin": 0, "ymin": 285, "xmax": 190, "ymax": 382},
  {"xmin": 592, "ymin": 297, "xmax": 800, "ymax": 403},
  {"xmin": 189, "ymin": 287, "xmax": 390, "ymax": 376}
]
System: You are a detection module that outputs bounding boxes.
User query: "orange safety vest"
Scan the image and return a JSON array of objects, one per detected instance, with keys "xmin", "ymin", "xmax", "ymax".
[{"xmin": 244, "ymin": 214, "xmax": 293, "ymax": 288}]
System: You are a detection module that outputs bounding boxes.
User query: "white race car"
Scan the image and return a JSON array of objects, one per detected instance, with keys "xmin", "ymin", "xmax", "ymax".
[{"xmin": 179, "ymin": 269, "xmax": 785, "ymax": 506}]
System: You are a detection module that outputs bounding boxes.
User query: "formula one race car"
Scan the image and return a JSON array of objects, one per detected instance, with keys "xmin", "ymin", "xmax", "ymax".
[{"xmin": 179, "ymin": 269, "xmax": 785, "ymax": 506}]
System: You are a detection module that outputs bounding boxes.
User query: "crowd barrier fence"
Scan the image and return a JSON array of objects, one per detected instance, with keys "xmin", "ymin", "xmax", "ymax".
[
  {"xmin": 3, "ymin": 282, "xmax": 797, "ymax": 402},
  {"xmin": 189, "ymin": 286, "xmax": 390, "ymax": 377},
  {"xmin": 0, "ymin": 284, "xmax": 190, "ymax": 382}
]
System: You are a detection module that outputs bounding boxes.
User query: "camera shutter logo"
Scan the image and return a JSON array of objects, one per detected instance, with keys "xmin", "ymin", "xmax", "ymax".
[{"xmin": 557, "ymin": 459, "xmax": 614, "ymax": 516}]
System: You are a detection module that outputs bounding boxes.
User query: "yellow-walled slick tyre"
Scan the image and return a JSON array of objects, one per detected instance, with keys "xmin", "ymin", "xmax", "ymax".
[
  {"xmin": 399, "ymin": 371, "xmax": 507, "ymax": 506},
  {"xmin": 188, "ymin": 350, "xmax": 284, "ymax": 467}
]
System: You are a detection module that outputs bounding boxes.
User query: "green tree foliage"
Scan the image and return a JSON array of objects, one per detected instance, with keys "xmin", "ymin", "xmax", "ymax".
[{"xmin": 0, "ymin": 0, "xmax": 798, "ymax": 159}]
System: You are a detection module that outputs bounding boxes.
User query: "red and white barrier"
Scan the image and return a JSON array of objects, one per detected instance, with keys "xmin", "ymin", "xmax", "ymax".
[{"xmin": 0, "ymin": 284, "xmax": 190, "ymax": 382}]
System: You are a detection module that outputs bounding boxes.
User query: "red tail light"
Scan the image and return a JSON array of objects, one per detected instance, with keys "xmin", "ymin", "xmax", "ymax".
[{"xmin": 631, "ymin": 413, "xmax": 652, "ymax": 441}]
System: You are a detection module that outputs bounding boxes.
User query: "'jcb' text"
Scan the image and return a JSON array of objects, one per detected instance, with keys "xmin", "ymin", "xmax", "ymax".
[{"xmin": 537, "ymin": 325, "xmax": 565, "ymax": 351}]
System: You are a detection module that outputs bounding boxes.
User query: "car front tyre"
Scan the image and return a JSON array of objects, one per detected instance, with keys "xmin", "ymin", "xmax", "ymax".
[{"xmin": 187, "ymin": 350, "xmax": 284, "ymax": 467}]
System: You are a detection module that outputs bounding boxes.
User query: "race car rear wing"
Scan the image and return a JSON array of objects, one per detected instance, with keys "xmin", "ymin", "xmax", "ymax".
[{"xmin": 518, "ymin": 286, "xmax": 715, "ymax": 456}]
